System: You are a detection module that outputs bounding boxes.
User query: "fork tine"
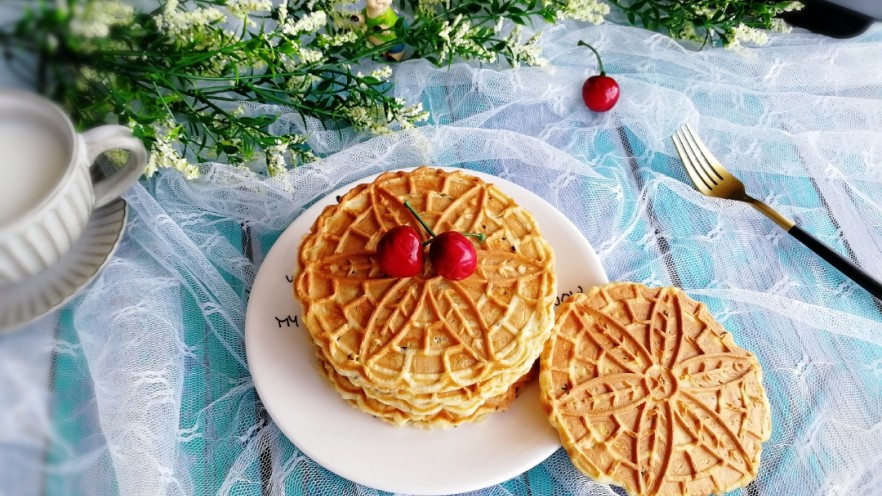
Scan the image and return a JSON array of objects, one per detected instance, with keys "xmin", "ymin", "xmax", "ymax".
[
  {"xmin": 677, "ymin": 126, "xmax": 720, "ymax": 190},
  {"xmin": 672, "ymin": 132, "xmax": 713, "ymax": 193},
  {"xmin": 683, "ymin": 123, "xmax": 725, "ymax": 182}
]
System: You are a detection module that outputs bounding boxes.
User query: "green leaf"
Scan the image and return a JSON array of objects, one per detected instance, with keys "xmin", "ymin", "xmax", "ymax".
[{"xmin": 238, "ymin": 115, "xmax": 279, "ymax": 128}]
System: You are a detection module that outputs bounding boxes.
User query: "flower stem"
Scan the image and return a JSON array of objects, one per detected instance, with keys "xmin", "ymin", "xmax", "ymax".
[
  {"xmin": 577, "ymin": 40, "xmax": 605, "ymax": 76},
  {"xmin": 403, "ymin": 201, "xmax": 436, "ymax": 238}
]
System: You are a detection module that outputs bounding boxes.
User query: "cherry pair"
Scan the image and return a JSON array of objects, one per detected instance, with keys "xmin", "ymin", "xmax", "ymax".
[{"xmin": 377, "ymin": 201, "xmax": 484, "ymax": 281}]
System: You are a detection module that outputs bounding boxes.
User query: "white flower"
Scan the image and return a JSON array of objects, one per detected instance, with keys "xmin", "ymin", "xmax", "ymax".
[
  {"xmin": 511, "ymin": 31, "xmax": 548, "ymax": 68},
  {"xmin": 69, "ymin": 0, "xmax": 134, "ymax": 39},
  {"xmin": 694, "ymin": 6, "xmax": 716, "ymax": 18},
  {"xmin": 782, "ymin": 2, "xmax": 805, "ymax": 12},
  {"xmin": 226, "ymin": 0, "xmax": 272, "ymax": 18},
  {"xmin": 285, "ymin": 73, "xmax": 313, "ymax": 91},
  {"xmin": 769, "ymin": 18, "xmax": 792, "ymax": 33},
  {"xmin": 725, "ymin": 23, "xmax": 769, "ymax": 49},
  {"xmin": 266, "ymin": 143, "xmax": 288, "ymax": 176},
  {"xmin": 145, "ymin": 124, "xmax": 200, "ymax": 179},
  {"xmin": 76, "ymin": 67, "xmax": 101, "ymax": 90},
  {"xmin": 494, "ymin": 17, "xmax": 505, "ymax": 34},
  {"xmin": 282, "ymin": 11, "xmax": 328, "ymax": 37},
  {"xmin": 395, "ymin": 102, "xmax": 430, "ymax": 129},
  {"xmin": 154, "ymin": 0, "xmax": 226, "ymax": 45},
  {"xmin": 298, "ymin": 47, "xmax": 325, "ymax": 64},
  {"xmin": 437, "ymin": 14, "xmax": 496, "ymax": 62},
  {"xmin": 369, "ymin": 65, "xmax": 393, "ymax": 81},
  {"xmin": 673, "ymin": 21, "xmax": 701, "ymax": 42},
  {"xmin": 416, "ymin": 0, "xmax": 448, "ymax": 15},
  {"xmin": 317, "ymin": 30, "xmax": 359, "ymax": 47},
  {"xmin": 278, "ymin": 1, "xmax": 288, "ymax": 21},
  {"xmin": 557, "ymin": 0, "xmax": 609, "ymax": 24}
]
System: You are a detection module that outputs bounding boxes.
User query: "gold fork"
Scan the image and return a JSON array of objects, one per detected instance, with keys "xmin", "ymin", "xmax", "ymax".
[{"xmin": 672, "ymin": 123, "xmax": 882, "ymax": 300}]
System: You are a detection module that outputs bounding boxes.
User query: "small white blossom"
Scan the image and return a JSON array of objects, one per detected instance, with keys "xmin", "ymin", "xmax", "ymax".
[
  {"xmin": 226, "ymin": 0, "xmax": 272, "ymax": 18},
  {"xmin": 317, "ymin": 30, "xmax": 359, "ymax": 48},
  {"xmin": 725, "ymin": 23, "xmax": 769, "ymax": 49},
  {"xmin": 437, "ymin": 14, "xmax": 496, "ymax": 62},
  {"xmin": 369, "ymin": 65, "xmax": 393, "ymax": 81},
  {"xmin": 154, "ymin": 0, "xmax": 226, "ymax": 46},
  {"xmin": 70, "ymin": 0, "xmax": 134, "ymax": 39},
  {"xmin": 494, "ymin": 17, "xmax": 505, "ymax": 34},
  {"xmin": 285, "ymin": 73, "xmax": 313, "ymax": 91},
  {"xmin": 266, "ymin": 143, "xmax": 288, "ymax": 176},
  {"xmin": 299, "ymin": 47, "xmax": 325, "ymax": 64},
  {"xmin": 395, "ymin": 102, "xmax": 430, "ymax": 129},
  {"xmin": 509, "ymin": 31, "xmax": 548, "ymax": 68},
  {"xmin": 672, "ymin": 20, "xmax": 702, "ymax": 42},
  {"xmin": 694, "ymin": 6, "xmax": 716, "ymax": 18},
  {"xmin": 416, "ymin": 0, "xmax": 449, "ymax": 15},
  {"xmin": 278, "ymin": 1, "xmax": 288, "ymax": 21},
  {"xmin": 282, "ymin": 11, "xmax": 328, "ymax": 37},
  {"xmin": 783, "ymin": 2, "xmax": 805, "ymax": 12},
  {"xmin": 46, "ymin": 34, "xmax": 59, "ymax": 52},
  {"xmin": 557, "ymin": 0, "xmax": 609, "ymax": 24},
  {"xmin": 76, "ymin": 67, "xmax": 101, "ymax": 90},
  {"xmin": 769, "ymin": 18, "xmax": 792, "ymax": 33},
  {"xmin": 145, "ymin": 124, "xmax": 200, "ymax": 179}
]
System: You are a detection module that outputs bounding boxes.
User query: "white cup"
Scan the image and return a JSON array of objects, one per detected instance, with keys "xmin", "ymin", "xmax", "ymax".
[{"xmin": 0, "ymin": 91, "xmax": 148, "ymax": 285}]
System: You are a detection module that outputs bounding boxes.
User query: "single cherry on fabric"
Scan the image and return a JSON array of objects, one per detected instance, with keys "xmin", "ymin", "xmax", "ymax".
[
  {"xmin": 578, "ymin": 40, "xmax": 619, "ymax": 112},
  {"xmin": 428, "ymin": 232, "xmax": 478, "ymax": 281},
  {"xmin": 376, "ymin": 225, "xmax": 424, "ymax": 277}
]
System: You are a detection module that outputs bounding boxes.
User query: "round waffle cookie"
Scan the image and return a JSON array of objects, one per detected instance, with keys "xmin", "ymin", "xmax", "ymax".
[
  {"xmin": 294, "ymin": 167, "xmax": 557, "ymax": 420},
  {"xmin": 317, "ymin": 353, "xmax": 535, "ymax": 428},
  {"xmin": 539, "ymin": 283, "xmax": 771, "ymax": 496}
]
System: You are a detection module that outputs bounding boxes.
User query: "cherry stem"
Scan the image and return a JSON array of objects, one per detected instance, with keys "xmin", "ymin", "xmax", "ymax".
[
  {"xmin": 577, "ymin": 40, "xmax": 605, "ymax": 76},
  {"xmin": 403, "ymin": 201, "xmax": 436, "ymax": 238},
  {"xmin": 421, "ymin": 232, "xmax": 486, "ymax": 247},
  {"xmin": 403, "ymin": 200, "xmax": 486, "ymax": 245}
]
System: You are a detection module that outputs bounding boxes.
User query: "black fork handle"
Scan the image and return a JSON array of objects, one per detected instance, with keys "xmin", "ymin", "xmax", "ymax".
[{"xmin": 789, "ymin": 225, "xmax": 882, "ymax": 300}]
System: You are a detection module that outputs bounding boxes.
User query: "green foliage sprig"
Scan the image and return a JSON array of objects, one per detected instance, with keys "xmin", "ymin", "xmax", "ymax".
[{"xmin": 0, "ymin": 0, "xmax": 801, "ymax": 178}]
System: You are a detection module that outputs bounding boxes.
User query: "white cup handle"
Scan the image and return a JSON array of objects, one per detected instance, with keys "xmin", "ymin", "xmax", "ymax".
[{"xmin": 82, "ymin": 125, "xmax": 148, "ymax": 208}]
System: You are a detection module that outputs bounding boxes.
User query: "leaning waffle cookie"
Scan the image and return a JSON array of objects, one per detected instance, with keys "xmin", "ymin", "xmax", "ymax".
[
  {"xmin": 317, "ymin": 353, "xmax": 535, "ymax": 428},
  {"xmin": 295, "ymin": 167, "xmax": 556, "ymax": 396},
  {"xmin": 539, "ymin": 283, "xmax": 771, "ymax": 496}
]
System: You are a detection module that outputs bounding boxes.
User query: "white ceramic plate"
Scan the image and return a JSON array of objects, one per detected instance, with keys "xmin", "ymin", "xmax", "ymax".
[
  {"xmin": 245, "ymin": 167, "xmax": 608, "ymax": 495},
  {"xmin": 0, "ymin": 199, "xmax": 127, "ymax": 333}
]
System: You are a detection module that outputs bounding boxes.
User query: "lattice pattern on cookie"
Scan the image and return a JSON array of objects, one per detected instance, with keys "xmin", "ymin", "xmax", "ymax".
[
  {"xmin": 295, "ymin": 167, "xmax": 556, "ymax": 395},
  {"xmin": 539, "ymin": 283, "xmax": 771, "ymax": 496}
]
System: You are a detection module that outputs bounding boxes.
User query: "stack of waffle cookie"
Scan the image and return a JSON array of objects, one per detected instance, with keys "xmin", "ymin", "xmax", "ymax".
[{"xmin": 294, "ymin": 167, "xmax": 557, "ymax": 428}]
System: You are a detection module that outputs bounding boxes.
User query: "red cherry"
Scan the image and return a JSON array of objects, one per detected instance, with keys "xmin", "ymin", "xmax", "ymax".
[
  {"xmin": 582, "ymin": 75, "xmax": 619, "ymax": 112},
  {"xmin": 577, "ymin": 40, "xmax": 619, "ymax": 112},
  {"xmin": 429, "ymin": 231, "xmax": 478, "ymax": 281},
  {"xmin": 377, "ymin": 225, "xmax": 424, "ymax": 277}
]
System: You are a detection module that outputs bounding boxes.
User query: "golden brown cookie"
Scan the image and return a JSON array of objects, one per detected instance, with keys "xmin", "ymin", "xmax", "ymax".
[{"xmin": 539, "ymin": 283, "xmax": 771, "ymax": 496}]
